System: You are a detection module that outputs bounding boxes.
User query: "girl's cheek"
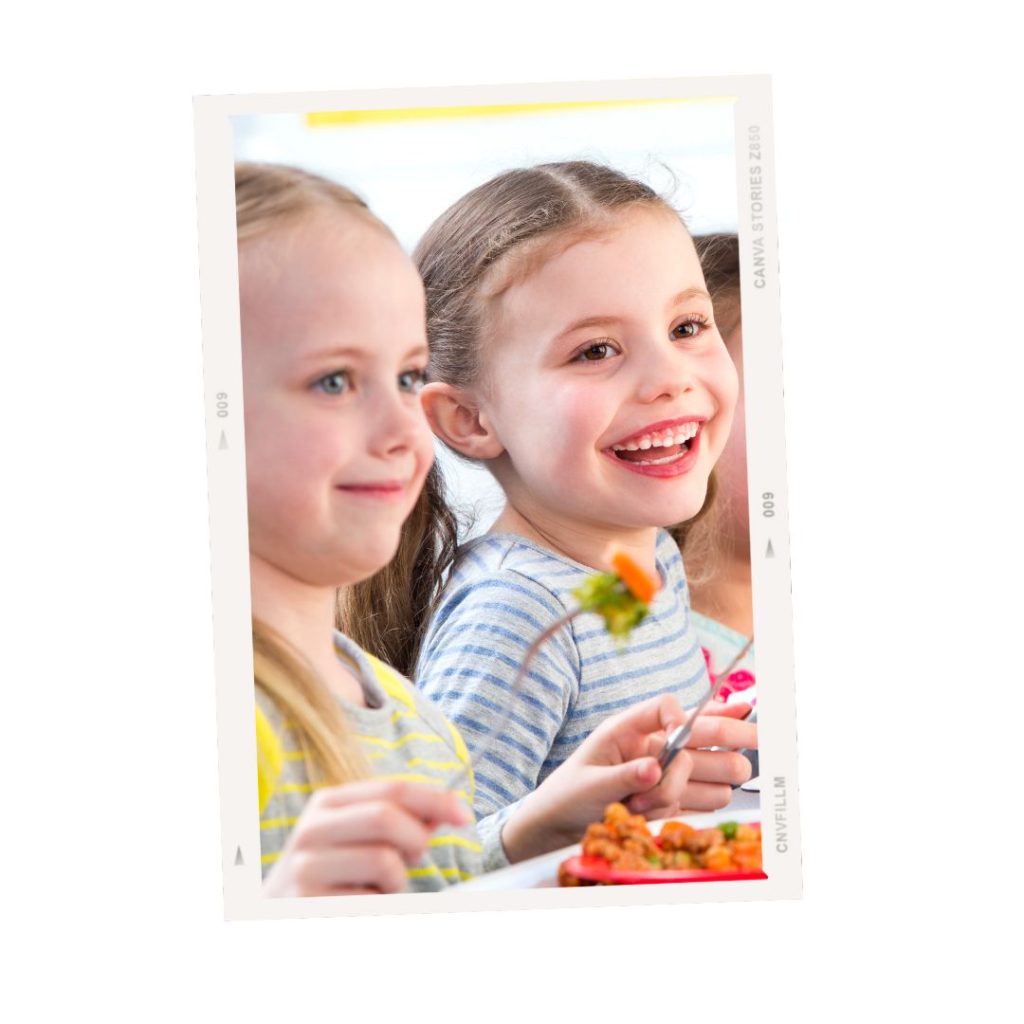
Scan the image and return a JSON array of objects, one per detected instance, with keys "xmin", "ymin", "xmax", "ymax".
[
  {"xmin": 302, "ymin": 431, "xmax": 339, "ymax": 465},
  {"xmin": 415, "ymin": 441, "xmax": 435, "ymax": 491},
  {"xmin": 421, "ymin": 439, "xmax": 436, "ymax": 475},
  {"xmin": 557, "ymin": 385, "xmax": 607, "ymax": 432},
  {"xmin": 706, "ymin": 347, "xmax": 740, "ymax": 414}
]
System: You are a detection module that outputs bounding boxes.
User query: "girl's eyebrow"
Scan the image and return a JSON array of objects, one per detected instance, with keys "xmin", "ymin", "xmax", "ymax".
[
  {"xmin": 553, "ymin": 287, "xmax": 713, "ymax": 342},
  {"xmin": 302, "ymin": 346, "xmax": 364, "ymax": 364},
  {"xmin": 301, "ymin": 343, "xmax": 428, "ymax": 363},
  {"xmin": 669, "ymin": 286, "xmax": 713, "ymax": 306},
  {"xmin": 553, "ymin": 314, "xmax": 619, "ymax": 342}
]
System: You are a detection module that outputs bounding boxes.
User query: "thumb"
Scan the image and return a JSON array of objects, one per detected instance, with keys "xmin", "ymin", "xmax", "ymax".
[
  {"xmin": 629, "ymin": 756, "xmax": 663, "ymax": 791},
  {"xmin": 602, "ymin": 756, "xmax": 662, "ymax": 800}
]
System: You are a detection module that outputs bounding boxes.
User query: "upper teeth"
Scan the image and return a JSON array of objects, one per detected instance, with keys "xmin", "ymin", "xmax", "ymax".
[{"xmin": 611, "ymin": 422, "xmax": 699, "ymax": 452}]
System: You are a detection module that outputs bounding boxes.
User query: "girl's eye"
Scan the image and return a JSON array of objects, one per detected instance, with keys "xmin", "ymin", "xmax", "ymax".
[
  {"xmin": 398, "ymin": 368, "xmax": 428, "ymax": 394},
  {"xmin": 573, "ymin": 342, "xmax": 617, "ymax": 363},
  {"xmin": 672, "ymin": 315, "xmax": 709, "ymax": 341},
  {"xmin": 315, "ymin": 371, "xmax": 351, "ymax": 395}
]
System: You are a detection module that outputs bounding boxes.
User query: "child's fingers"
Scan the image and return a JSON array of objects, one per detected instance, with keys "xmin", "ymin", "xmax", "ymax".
[
  {"xmin": 701, "ymin": 701, "xmax": 752, "ymax": 720},
  {"xmin": 629, "ymin": 752, "xmax": 746, "ymax": 815},
  {"xmin": 598, "ymin": 756, "xmax": 663, "ymax": 801},
  {"xmin": 314, "ymin": 779, "xmax": 470, "ymax": 828},
  {"xmin": 627, "ymin": 750, "xmax": 693, "ymax": 815},
  {"xmin": 625, "ymin": 795, "xmax": 676, "ymax": 818},
  {"xmin": 591, "ymin": 693, "xmax": 685, "ymax": 758},
  {"xmin": 686, "ymin": 715, "xmax": 757, "ymax": 751},
  {"xmin": 659, "ymin": 745, "xmax": 693, "ymax": 793},
  {"xmin": 673, "ymin": 781, "xmax": 736, "ymax": 813},
  {"xmin": 325, "ymin": 845, "xmax": 410, "ymax": 894},
  {"xmin": 687, "ymin": 748, "xmax": 753, "ymax": 786},
  {"xmin": 641, "ymin": 729, "xmax": 669, "ymax": 760},
  {"xmin": 290, "ymin": 845, "xmax": 411, "ymax": 896},
  {"xmin": 646, "ymin": 693, "xmax": 687, "ymax": 734},
  {"xmin": 294, "ymin": 801, "xmax": 433, "ymax": 865},
  {"xmin": 554, "ymin": 755, "xmax": 664, "ymax": 817}
]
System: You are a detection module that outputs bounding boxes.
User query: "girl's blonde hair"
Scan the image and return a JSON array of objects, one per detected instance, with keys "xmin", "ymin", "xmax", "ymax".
[
  {"xmin": 237, "ymin": 160, "xmax": 386, "ymax": 786},
  {"xmin": 236, "ymin": 160, "xmax": 380, "ymax": 243},
  {"xmin": 343, "ymin": 160, "xmax": 716, "ymax": 676},
  {"xmin": 252, "ymin": 620, "xmax": 369, "ymax": 785}
]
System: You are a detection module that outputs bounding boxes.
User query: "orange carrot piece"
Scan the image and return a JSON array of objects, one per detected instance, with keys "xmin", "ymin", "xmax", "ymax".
[{"xmin": 607, "ymin": 546, "xmax": 660, "ymax": 604}]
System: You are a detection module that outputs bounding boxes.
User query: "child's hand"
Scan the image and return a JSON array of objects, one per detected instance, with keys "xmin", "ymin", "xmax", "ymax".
[
  {"xmin": 627, "ymin": 702, "xmax": 756, "ymax": 816},
  {"xmin": 263, "ymin": 779, "xmax": 469, "ymax": 897},
  {"xmin": 499, "ymin": 694, "xmax": 694, "ymax": 864}
]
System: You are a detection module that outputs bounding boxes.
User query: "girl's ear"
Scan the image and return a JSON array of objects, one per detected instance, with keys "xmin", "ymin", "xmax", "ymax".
[{"xmin": 420, "ymin": 382, "xmax": 504, "ymax": 460}]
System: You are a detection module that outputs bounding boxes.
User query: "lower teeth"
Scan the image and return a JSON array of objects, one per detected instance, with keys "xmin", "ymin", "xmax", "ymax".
[
  {"xmin": 614, "ymin": 443, "xmax": 689, "ymax": 466},
  {"xmin": 644, "ymin": 449, "xmax": 686, "ymax": 465}
]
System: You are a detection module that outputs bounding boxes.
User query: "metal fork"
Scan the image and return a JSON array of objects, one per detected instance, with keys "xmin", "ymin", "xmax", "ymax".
[{"xmin": 657, "ymin": 635, "xmax": 754, "ymax": 773}]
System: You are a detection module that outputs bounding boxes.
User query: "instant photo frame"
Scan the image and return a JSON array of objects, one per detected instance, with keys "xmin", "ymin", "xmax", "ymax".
[{"xmin": 194, "ymin": 75, "xmax": 801, "ymax": 919}]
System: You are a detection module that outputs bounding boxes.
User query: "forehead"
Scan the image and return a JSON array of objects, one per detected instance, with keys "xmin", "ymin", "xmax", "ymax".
[
  {"xmin": 239, "ymin": 212, "xmax": 426, "ymax": 363},
  {"xmin": 494, "ymin": 207, "xmax": 703, "ymax": 331}
]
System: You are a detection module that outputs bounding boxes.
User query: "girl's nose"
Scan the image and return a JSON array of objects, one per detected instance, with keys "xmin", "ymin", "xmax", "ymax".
[
  {"xmin": 634, "ymin": 341, "xmax": 696, "ymax": 404},
  {"xmin": 368, "ymin": 389, "xmax": 428, "ymax": 457}
]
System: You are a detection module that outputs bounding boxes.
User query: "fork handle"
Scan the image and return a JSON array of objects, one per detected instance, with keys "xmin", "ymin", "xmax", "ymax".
[
  {"xmin": 658, "ymin": 722, "xmax": 692, "ymax": 772},
  {"xmin": 655, "ymin": 635, "xmax": 754, "ymax": 775}
]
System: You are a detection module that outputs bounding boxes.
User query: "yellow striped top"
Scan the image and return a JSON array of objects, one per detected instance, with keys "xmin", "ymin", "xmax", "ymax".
[{"xmin": 255, "ymin": 633, "xmax": 488, "ymax": 892}]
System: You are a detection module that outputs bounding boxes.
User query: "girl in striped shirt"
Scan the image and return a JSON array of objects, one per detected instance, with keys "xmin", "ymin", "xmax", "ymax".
[
  {"xmin": 345, "ymin": 163, "xmax": 757, "ymax": 853},
  {"xmin": 238, "ymin": 162, "xmax": 704, "ymax": 896}
]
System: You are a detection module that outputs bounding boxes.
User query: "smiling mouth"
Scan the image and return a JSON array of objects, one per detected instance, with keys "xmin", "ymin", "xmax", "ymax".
[
  {"xmin": 336, "ymin": 481, "xmax": 408, "ymax": 500},
  {"xmin": 608, "ymin": 422, "xmax": 700, "ymax": 465}
]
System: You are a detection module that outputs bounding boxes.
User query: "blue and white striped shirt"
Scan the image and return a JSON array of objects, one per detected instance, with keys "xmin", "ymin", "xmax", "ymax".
[{"xmin": 415, "ymin": 530, "xmax": 710, "ymax": 854}]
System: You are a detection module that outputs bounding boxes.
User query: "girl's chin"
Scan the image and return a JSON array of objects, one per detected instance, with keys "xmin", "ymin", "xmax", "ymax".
[
  {"xmin": 335, "ymin": 539, "xmax": 403, "ymax": 587},
  {"xmin": 636, "ymin": 492, "xmax": 711, "ymax": 529}
]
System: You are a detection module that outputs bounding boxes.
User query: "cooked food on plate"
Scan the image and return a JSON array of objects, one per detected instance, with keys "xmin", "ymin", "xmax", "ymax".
[{"xmin": 558, "ymin": 803, "xmax": 764, "ymax": 886}]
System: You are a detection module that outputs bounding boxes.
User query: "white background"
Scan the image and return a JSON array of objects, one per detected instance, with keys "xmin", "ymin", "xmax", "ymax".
[{"xmin": 4, "ymin": 2, "xmax": 1020, "ymax": 1021}]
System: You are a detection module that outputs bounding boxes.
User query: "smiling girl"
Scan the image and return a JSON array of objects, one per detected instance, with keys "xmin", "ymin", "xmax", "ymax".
[
  {"xmin": 344, "ymin": 162, "xmax": 757, "ymax": 853},
  {"xmin": 240, "ymin": 161, "xmax": 712, "ymax": 895}
]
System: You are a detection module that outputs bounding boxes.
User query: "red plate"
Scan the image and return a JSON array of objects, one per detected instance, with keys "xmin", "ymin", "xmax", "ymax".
[
  {"xmin": 559, "ymin": 855, "xmax": 767, "ymax": 884},
  {"xmin": 559, "ymin": 819, "xmax": 768, "ymax": 884}
]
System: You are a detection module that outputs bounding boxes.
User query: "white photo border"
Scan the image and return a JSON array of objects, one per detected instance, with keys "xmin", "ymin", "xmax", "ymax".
[{"xmin": 193, "ymin": 74, "xmax": 801, "ymax": 920}]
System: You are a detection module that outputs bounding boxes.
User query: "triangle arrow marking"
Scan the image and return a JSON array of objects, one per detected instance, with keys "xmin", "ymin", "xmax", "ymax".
[
  {"xmin": 766, "ymin": 540, "xmax": 775, "ymax": 558},
  {"xmin": 219, "ymin": 431, "xmax": 228, "ymax": 451},
  {"xmin": 234, "ymin": 846, "xmax": 244, "ymax": 866}
]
